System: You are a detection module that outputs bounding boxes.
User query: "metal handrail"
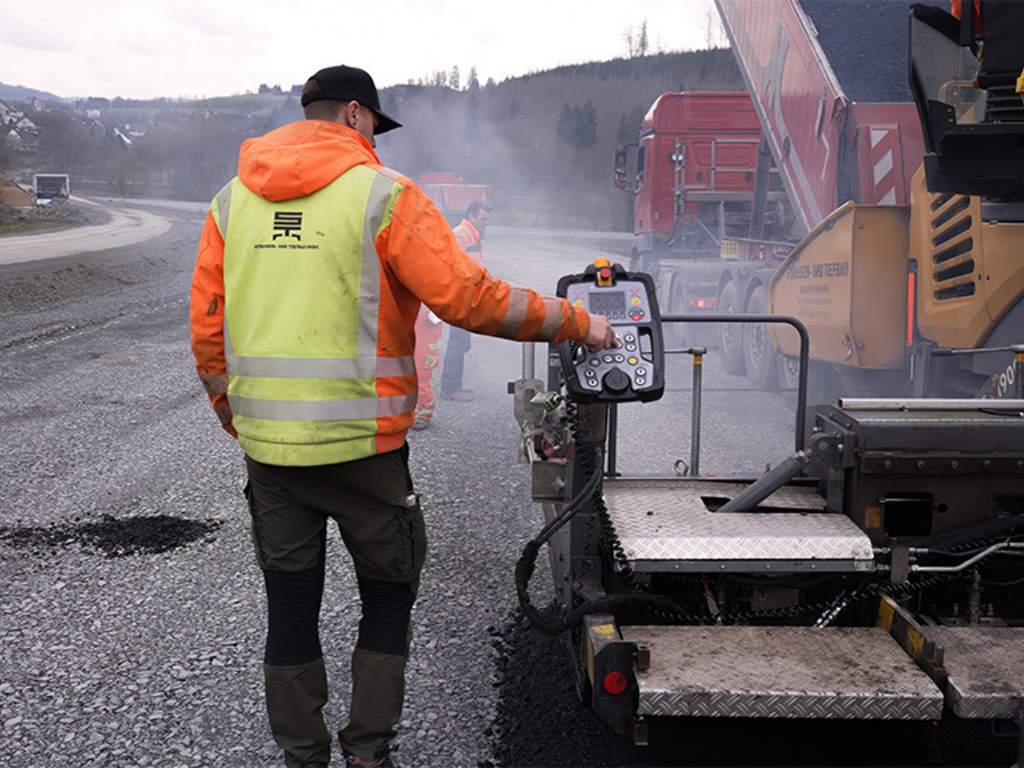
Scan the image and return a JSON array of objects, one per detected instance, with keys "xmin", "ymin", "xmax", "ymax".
[{"xmin": 660, "ymin": 313, "xmax": 811, "ymax": 452}]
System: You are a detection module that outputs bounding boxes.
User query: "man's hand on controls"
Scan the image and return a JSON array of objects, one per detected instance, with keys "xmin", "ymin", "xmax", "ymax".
[{"xmin": 585, "ymin": 314, "xmax": 618, "ymax": 352}]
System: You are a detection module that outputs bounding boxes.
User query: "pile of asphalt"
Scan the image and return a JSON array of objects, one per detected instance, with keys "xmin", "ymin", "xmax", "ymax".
[
  {"xmin": 0, "ymin": 515, "xmax": 222, "ymax": 558},
  {"xmin": 800, "ymin": 0, "xmax": 943, "ymax": 103}
]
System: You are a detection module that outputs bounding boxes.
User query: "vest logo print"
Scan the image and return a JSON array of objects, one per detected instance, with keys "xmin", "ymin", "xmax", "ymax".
[
  {"xmin": 255, "ymin": 211, "xmax": 320, "ymax": 252},
  {"xmin": 273, "ymin": 211, "xmax": 303, "ymax": 241}
]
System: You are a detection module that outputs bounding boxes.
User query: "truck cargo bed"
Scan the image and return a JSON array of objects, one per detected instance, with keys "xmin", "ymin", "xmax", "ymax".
[
  {"xmin": 715, "ymin": 0, "xmax": 928, "ymax": 231},
  {"xmin": 799, "ymin": 0, "xmax": 938, "ymax": 104}
]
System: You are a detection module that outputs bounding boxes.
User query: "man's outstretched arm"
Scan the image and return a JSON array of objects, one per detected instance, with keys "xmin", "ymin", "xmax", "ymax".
[{"xmin": 380, "ymin": 181, "xmax": 614, "ymax": 350}]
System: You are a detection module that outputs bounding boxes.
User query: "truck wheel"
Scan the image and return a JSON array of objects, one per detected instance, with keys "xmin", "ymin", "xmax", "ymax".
[
  {"xmin": 718, "ymin": 281, "xmax": 745, "ymax": 375},
  {"xmin": 743, "ymin": 286, "xmax": 779, "ymax": 391},
  {"xmin": 667, "ymin": 276, "xmax": 689, "ymax": 348},
  {"xmin": 778, "ymin": 355, "xmax": 801, "ymax": 391}
]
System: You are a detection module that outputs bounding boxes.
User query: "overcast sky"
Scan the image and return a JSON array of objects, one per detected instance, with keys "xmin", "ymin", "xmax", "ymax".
[{"xmin": 0, "ymin": 0, "xmax": 720, "ymax": 100}]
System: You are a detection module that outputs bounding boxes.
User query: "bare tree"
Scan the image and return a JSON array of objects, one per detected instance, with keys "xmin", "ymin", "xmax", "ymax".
[
  {"xmin": 623, "ymin": 25, "xmax": 636, "ymax": 58},
  {"xmin": 704, "ymin": 8, "xmax": 727, "ymax": 49}
]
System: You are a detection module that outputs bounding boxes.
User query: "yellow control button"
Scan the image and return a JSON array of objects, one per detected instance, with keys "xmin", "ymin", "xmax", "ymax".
[
  {"xmin": 594, "ymin": 257, "xmax": 611, "ymax": 268},
  {"xmin": 630, "ymin": 296, "xmax": 641, "ymax": 305},
  {"xmin": 627, "ymin": 356, "xmax": 638, "ymax": 365},
  {"xmin": 574, "ymin": 299, "xmax": 584, "ymax": 307}
]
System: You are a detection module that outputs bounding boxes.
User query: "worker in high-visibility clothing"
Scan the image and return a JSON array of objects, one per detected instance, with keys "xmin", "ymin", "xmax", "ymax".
[
  {"xmin": 412, "ymin": 200, "xmax": 489, "ymax": 427},
  {"xmin": 440, "ymin": 200, "xmax": 490, "ymax": 402},
  {"xmin": 189, "ymin": 65, "xmax": 615, "ymax": 768}
]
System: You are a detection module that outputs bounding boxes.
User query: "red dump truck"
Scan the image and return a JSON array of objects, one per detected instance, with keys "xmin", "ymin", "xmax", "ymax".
[
  {"xmin": 418, "ymin": 172, "xmax": 490, "ymax": 226},
  {"xmin": 614, "ymin": 91, "xmax": 793, "ymax": 385}
]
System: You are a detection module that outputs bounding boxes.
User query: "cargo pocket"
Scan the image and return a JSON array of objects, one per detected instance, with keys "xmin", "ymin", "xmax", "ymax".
[
  {"xmin": 243, "ymin": 480, "xmax": 270, "ymax": 569},
  {"xmin": 395, "ymin": 495, "xmax": 427, "ymax": 582}
]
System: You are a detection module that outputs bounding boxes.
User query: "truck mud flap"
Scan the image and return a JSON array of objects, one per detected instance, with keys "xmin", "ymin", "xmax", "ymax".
[{"xmin": 620, "ymin": 625, "xmax": 944, "ymax": 720}]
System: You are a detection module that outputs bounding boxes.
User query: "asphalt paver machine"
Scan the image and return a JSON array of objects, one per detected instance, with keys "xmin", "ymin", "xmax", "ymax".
[{"xmin": 510, "ymin": 257, "xmax": 1024, "ymax": 760}]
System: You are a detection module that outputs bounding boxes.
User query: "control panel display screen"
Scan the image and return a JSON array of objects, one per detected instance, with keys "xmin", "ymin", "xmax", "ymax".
[{"xmin": 589, "ymin": 291, "xmax": 626, "ymax": 317}]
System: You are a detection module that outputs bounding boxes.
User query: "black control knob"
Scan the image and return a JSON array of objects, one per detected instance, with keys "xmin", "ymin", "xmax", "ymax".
[{"xmin": 602, "ymin": 368, "xmax": 631, "ymax": 395}]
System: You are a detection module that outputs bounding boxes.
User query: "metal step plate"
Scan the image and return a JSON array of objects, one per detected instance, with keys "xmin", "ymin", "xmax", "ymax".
[
  {"xmin": 928, "ymin": 627, "xmax": 1024, "ymax": 719},
  {"xmin": 621, "ymin": 625, "xmax": 944, "ymax": 720},
  {"xmin": 603, "ymin": 478, "xmax": 874, "ymax": 572}
]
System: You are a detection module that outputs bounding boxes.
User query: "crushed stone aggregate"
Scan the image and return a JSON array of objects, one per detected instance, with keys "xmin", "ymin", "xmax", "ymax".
[{"xmin": 1, "ymin": 201, "xmax": 1009, "ymax": 767}]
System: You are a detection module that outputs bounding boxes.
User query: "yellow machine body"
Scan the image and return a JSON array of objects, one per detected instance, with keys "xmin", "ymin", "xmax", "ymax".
[
  {"xmin": 769, "ymin": 165, "xmax": 1024, "ymax": 374},
  {"xmin": 909, "ymin": 167, "xmax": 1024, "ymax": 350},
  {"xmin": 769, "ymin": 202, "xmax": 910, "ymax": 369}
]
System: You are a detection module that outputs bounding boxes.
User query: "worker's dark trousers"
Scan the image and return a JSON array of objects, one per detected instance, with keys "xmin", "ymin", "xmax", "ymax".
[
  {"xmin": 441, "ymin": 326, "xmax": 472, "ymax": 395},
  {"xmin": 243, "ymin": 445, "xmax": 427, "ymax": 767}
]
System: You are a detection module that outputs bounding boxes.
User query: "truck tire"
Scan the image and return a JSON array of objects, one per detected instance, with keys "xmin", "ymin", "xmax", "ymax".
[
  {"xmin": 667, "ymin": 276, "xmax": 689, "ymax": 348},
  {"xmin": 778, "ymin": 355, "xmax": 801, "ymax": 391},
  {"xmin": 718, "ymin": 281, "xmax": 746, "ymax": 375},
  {"xmin": 743, "ymin": 286, "xmax": 779, "ymax": 391}
]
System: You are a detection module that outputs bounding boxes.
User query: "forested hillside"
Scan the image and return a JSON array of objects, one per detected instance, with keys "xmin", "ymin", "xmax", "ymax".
[
  {"xmin": 2, "ymin": 48, "xmax": 741, "ymax": 229},
  {"xmin": 376, "ymin": 49, "xmax": 741, "ymax": 228}
]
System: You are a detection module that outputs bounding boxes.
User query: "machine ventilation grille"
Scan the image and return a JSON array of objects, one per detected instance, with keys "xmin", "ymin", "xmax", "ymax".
[{"xmin": 929, "ymin": 194, "xmax": 977, "ymax": 301}]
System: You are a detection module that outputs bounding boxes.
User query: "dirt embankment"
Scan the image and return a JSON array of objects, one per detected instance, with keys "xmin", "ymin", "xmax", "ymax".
[{"xmin": 0, "ymin": 199, "xmax": 106, "ymax": 236}]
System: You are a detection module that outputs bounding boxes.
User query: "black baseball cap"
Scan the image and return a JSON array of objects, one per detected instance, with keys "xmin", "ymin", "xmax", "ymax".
[{"xmin": 301, "ymin": 65, "xmax": 401, "ymax": 135}]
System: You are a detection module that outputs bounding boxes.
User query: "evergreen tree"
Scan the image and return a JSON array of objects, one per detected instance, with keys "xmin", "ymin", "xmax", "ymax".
[
  {"xmin": 556, "ymin": 102, "xmax": 574, "ymax": 145},
  {"xmin": 616, "ymin": 112, "xmax": 631, "ymax": 145},
  {"xmin": 450, "ymin": 65, "xmax": 461, "ymax": 90},
  {"xmin": 465, "ymin": 92, "xmax": 480, "ymax": 142},
  {"xmin": 571, "ymin": 104, "xmax": 584, "ymax": 146},
  {"xmin": 467, "ymin": 66, "xmax": 480, "ymax": 92},
  {"xmin": 638, "ymin": 20, "xmax": 649, "ymax": 56},
  {"xmin": 579, "ymin": 100, "xmax": 598, "ymax": 147}
]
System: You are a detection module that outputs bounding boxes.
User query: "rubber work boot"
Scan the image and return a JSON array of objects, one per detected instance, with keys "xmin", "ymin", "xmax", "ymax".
[
  {"xmin": 342, "ymin": 747, "xmax": 396, "ymax": 767},
  {"xmin": 441, "ymin": 388, "xmax": 474, "ymax": 402}
]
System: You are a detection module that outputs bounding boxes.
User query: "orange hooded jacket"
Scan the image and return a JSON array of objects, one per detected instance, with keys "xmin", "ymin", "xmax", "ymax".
[{"xmin": 190, "ymin": 120, "xmax": 590, "ymax": 448}]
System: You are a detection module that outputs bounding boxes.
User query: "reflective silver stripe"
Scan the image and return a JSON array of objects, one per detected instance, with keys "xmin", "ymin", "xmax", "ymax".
[
  {"xmin": 376, "ymin": 166, "xmax": 404, "ymax": 182},
  {"xmin": 226, "ymin": 354, "xmax": 414, "ymax": 379},
  {"xmin": 377, "ymin": 391, "xmax": 417, "ymax": 417},
  {"xmin": 213, "ymin": 181, "xmax": 232, "ymax": 238},
  {"xmin": 498, "ymin": 287, "xmax": 532, "ymax": 338},
  {"xmin": 358, "ymin": 172, "xmax": 400, "ymax": 361},
  {"xmin": 540, "ymin": 297, "xmax": 564, "ymax": 340},
  {"xmin": 377, "ymin": 356, "xmax": 417, "ymax": 377},
  {"xmin": 229, "ymin": 392, "xmax": 416, "ymax": 422}
]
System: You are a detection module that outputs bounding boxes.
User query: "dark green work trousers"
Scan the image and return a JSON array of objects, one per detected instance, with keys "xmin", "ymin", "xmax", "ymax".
[{"xmin": 244, "ymin": 444, "xmax": 427, "ymax": 767}]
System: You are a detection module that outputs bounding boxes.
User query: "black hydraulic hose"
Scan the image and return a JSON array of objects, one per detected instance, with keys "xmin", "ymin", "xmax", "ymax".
[
  {"xmin": 515, "ymin": 448, "xmax": 695, "ymax": 636},
  {"xmin": 715, "ymin": 450, "xmax": 812, "ymax": 515}
]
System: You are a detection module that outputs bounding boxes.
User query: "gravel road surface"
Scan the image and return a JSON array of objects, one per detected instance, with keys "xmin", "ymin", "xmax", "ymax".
[{"xmin": 0, "ymin": 204, "xmax": 1009, "ymax": 767}]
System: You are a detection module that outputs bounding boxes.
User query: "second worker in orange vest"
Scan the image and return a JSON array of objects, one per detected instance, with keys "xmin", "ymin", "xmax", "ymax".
[{"xmin": 440, "ymin": 200, "xmax": 489, "ymax": 401}]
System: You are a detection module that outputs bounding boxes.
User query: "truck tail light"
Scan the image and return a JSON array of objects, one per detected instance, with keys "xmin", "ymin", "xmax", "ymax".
[
  {"xmin": 602, "ymin": 671, "xmax": 628, "ymax": 695},
  {"xmin": 690, "ymin": 297, "xmax": 717, "ymax": 310}
]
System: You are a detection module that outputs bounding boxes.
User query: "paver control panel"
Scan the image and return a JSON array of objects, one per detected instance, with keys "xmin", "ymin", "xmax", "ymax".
[{"xmin": 556, "ymin": 261, "xmax": 665, "ymax": 403}]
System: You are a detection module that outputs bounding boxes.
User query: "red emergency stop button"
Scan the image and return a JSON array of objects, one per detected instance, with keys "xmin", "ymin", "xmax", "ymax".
[{"xmin": 603, "ymin": 671, "xmax": 629, "ymax": 695}]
